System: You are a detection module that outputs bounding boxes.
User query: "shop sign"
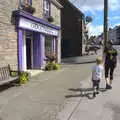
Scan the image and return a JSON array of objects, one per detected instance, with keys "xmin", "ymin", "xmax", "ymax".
[{"xmin": 19, "ymin": 17, "xmax": 58, "ymax": 36}]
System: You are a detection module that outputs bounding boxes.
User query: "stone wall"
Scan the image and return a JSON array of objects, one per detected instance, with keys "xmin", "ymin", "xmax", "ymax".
[
  {"xmin": 33, "ymin": 0, "xmax": 43, "ymax": 18},
  {"xmin": 0, "ymin": 0, "xmax": 18, "ymax": 68},
  {"xmin": 0, "ymin": 0, "xmax": 61, "ymax": 68},
  {"xmin": 0, "ymin": 0, "xmax": 44, "ymax": 68},
  {"xmin": 33, "ymin": 0, "xmax": 61, "ymax": 27},
  {"xmin": 51, "ymin": 3, "xmax": 61, "ymax": 62},
  {"xmin": 51, "ymin": 3, "xmax": 61, "ymax": 26}
]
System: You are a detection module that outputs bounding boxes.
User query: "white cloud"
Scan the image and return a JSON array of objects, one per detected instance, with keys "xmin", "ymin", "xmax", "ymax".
[
  {"xmin": 88, "ymin": 24, "xmax": 103, "ymax": 36},
  {"xmin": 109, "ymin": 22, "xmax": 120, "ymax": 28},
  {"xmin": 70, "ymin": 0, "xmax": 120, "ymax": 12},
  {"xmin": 69, "ymin": 0, "xmax": 120, "ymax": 36},
  {"xmin": 80, "ymin": 6, "xmax": 97, "ymax": 15},
  {"xmin": 109, "ymin": 0, "xmax": 120, "ymax": 11},
  {"xmin": 109, "ymin": 16, "xmax": 120, "ymax": 21},
  {"xmin": 111, "ymin": 22, "xmax": 120, "ymax": 28}
]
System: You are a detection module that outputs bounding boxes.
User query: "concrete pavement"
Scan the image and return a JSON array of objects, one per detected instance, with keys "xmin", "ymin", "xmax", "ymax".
[
  {"xmin": 57, "ymin": 58, "xmax": 120, "ymax": 120},
  {"xmin": 0, "ymin": 48, "xmax": 119, "ymax": 120},
  {"xmin": 62, "ymin": 50, "xmax": 102, "ymax": 64},
  {"xmin": 0, "ymin": 62, "xmax": 94, "ymax": 120}
]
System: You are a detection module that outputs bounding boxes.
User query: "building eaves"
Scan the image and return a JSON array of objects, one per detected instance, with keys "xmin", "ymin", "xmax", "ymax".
[
  {"xmin": 59, "ymin": 0, "xmax": 84, "ymax": 17},
  {"xmin": 51, "ymin": 0, "xmax": 63, "ymax": 9},
  {"xmin": 58, "ymin": 0, "xmax": 68, "ymax": 6},
  {"xmin": 66, "ymin": 0, "xmax": 84, "ymax": 17}
]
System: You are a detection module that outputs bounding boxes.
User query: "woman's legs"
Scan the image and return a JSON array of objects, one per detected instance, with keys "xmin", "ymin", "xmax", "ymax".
[
  {"xmin": 105, "ymin": 64, "xmax": 112, "ymax": 89},
  {"xmin": 105, "ymin": 65, "xmax": 110, "ymax": 85},
  {"xmin": 110, "ymin": 66, "xmax": 115, "ymax": 85}
]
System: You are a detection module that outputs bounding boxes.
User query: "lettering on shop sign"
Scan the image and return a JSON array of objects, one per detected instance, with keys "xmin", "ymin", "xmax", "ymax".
[{"xmin": 19, "ymin": 18, "xmax": 58, "ymax": 36}]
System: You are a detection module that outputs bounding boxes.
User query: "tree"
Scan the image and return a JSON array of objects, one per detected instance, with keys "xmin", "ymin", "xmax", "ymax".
[
  {"xmin": 85, "ymin": 16, "xmax": 93, "ymax": 24},
  {"xmin": 89, "ymin": 36, "xmax": 96, "ymax": 44}
]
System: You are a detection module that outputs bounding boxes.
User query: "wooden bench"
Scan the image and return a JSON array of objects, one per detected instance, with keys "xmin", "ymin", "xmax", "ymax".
[{"xmin": 0, "ymin": 65, "xmax": 19, "ymax": 86}]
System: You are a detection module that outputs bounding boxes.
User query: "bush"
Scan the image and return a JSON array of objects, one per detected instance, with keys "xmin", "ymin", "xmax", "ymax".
[
  {"xmin": 45, "ymin": 63, "xmax": 54, "ymax": 71},
  {"xmin": 45, "ymin": 63, "xmax": 60, "ymax": 71},
  {"xmin": 19, "ymin": 72, "xmax": 29, "ymax": 85},
  {"xmin": 53, "ymin": 63, "xmax": 60, "ymax": 70}
]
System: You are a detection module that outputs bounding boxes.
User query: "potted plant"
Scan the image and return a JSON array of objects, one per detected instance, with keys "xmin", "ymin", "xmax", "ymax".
[
  {"xmin": 47, "ymin": 16, "xmax": 54, "ymax": 22},
  {"xmin": 21, "ymin": 4, "xmax": 36, "ymax": 14},
  {"xmin": 19, "ymin": 71, "xmax": 29, "ymax": 85},
  {"xmin": 45, "ymin": 52, "xmax": 60, "ymax": 71}
]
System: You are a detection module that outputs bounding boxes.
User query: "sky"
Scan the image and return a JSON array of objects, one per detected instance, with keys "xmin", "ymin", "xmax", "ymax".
[{"xmin": 70, "ymin": 0, "xmax": 120, "ymax": 36}]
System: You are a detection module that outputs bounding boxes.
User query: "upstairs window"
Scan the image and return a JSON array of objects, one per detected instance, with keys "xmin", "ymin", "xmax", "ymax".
[
  {"xmin": 20, "ymin": 0, "xmax": 32, "ymax": 6},
  {"xmin": 44, "ymin": 0, "xmax": 50, "ymax": 17}
]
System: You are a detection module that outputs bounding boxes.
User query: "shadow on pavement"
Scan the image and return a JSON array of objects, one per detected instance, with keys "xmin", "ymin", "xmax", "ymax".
[
  {"xmin": 62, "ymin": 61, "xmax": 96, "ymax": 65},
  {"xmin": 0, "ymin": 83, "xmax": 17, "ymax": 93},
  {"xmin": 65, "ymin": 88, "xmax": 107, "ymax": 100}
]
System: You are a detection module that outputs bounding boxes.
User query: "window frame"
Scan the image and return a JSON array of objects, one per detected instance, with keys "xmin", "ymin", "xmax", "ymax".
[
  {"xmin": 20, "ymin": 0, "xmax": 32, "ymax": 6},
  {"xmin": 43, "ymin": 0, "xmax": 51, "ymax": 18}
]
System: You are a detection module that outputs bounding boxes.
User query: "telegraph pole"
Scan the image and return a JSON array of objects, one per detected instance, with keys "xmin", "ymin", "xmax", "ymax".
[{"xmin": 104, "ymin": 0, "xmax": 108, "ymax": 50}]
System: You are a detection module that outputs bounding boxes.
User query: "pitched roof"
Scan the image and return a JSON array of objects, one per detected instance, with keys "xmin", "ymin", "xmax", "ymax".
[
  {"xmin": 67, "ymin": 1, "xmax": 84, "ymax": 17},
  {"xmin": 51, "ymin": 0, "xmax": 63, "ymax": 8},
  {"xmin": 58, "ymin": 0, "xmax": 68, "ymax": 5}
]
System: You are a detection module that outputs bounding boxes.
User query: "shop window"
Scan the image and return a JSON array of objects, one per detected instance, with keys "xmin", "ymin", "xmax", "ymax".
[
  {"xmin": 45, "ymin": 36, "xmax": 53, "ymax": 57},
  {"xmin": 44, "ymin": 0, "xmax": 50, "ymax": 17}
]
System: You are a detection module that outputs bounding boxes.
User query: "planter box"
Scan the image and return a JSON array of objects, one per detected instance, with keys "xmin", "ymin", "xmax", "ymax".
[
  {"xmin": 47, "ymin": 16, "xmax": 54, "ymax": 22},
  {"xmin": 21, "ymin": 4, "xmax": 36, "ymax": 14}
]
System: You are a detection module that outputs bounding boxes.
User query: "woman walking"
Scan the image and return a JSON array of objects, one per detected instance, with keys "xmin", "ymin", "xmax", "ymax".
[{"xmin": 104, "ymin": 40, "xmax": 118, "ymax": 89}]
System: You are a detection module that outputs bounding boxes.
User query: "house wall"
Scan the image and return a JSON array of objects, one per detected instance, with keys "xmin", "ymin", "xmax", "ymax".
[
  {"xmin": 0, "ymin": 0, "xmax": 18, "ymax": 68},
  {"xmin": 51, "ymin": 4, "xmax": 61, "ymax": 26},
  {"xmin": 61, "ymin": 3, "xmax": 83, "ymax": 58},
  {"xmin": 0, "ymin": 0, "xmax": 61, "ymax": 68}
]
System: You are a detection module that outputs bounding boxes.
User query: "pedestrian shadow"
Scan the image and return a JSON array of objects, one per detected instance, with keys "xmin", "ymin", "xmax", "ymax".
[{"xmin": 65, "ymin": 88, "xmax": 107, "ymax": 100}]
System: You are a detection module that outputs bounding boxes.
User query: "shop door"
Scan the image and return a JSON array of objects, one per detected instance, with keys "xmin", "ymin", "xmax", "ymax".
[
  {"xmin": 26, "ymin": 38, "xmax": 32, "ymax": 69},
  {"xmin": 45, "ymin": 35, "xmax": 53, "ymax": 57}
]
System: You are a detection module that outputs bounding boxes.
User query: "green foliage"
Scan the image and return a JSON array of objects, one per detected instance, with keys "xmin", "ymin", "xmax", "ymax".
[
  {"xmin": 19, "ymin": 72, "xmax": 29, "ymax": 84},
  {"xmin": 45, "ymin": 63, "xmax": 54, "ymax": 71},
  {"xmin": 45, "ymin": 62, "xmax": 60, "ymax": 71},
  {"xmin": 85, "ymin": 16, "xmax": 92, "ymax": 24},
  {"xmin": 11, "ymin": 71, "xmax": 18, "ymax": 77},
  {"xmin": 53, "ymin": 63, "xmax": 60, "ymax": 70}
]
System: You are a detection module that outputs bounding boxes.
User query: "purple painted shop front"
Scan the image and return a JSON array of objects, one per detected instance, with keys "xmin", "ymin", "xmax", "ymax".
[{"xmin": 15, "ymin": 10, "xmax": 60, "ymax": 71}]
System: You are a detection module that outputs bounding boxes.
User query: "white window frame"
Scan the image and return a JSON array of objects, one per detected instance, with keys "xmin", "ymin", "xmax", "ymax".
[
  {"xmin": 44, "ymin": 0, "xmax": 50, "ymax": 17},
  {"xmin": 20, "ymin": 0, "xmax": 32, "ymax": 6}
]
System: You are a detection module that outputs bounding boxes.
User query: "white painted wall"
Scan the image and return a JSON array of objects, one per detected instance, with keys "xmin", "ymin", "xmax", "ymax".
[{"xmin": 23, "ymin": 31, "xmax": 27, "ymax": 71}]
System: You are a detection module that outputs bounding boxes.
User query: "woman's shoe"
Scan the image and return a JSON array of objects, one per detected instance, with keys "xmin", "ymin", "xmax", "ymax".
[
  {"xmin": 93, "ymin": 92, "xmax": 96, "ymax": 97},
  {"xmin": 106, "ymin": 84, "xmax": 112, "ymax": 89}
]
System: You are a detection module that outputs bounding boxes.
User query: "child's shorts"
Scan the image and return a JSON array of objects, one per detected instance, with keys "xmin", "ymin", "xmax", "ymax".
[{"xmin": 92, "ymin": 80, "xmax": 100, "ymax": 87}]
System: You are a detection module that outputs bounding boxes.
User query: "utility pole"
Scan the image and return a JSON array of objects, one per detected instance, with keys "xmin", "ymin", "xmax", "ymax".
[{"xmin": 104, "ymin": 0, "xmax": 108, "ymax": 50}]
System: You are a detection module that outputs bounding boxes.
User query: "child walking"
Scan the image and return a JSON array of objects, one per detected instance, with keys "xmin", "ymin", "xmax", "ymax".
[{"xmin": 92, "ymin": 57, "xmax": 104, "ymax": 97}]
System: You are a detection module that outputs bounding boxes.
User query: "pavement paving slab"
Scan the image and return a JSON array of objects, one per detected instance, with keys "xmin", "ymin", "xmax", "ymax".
[{"xmin": 57, "ymin": 58, "xmax": 120, "ymax": 120}]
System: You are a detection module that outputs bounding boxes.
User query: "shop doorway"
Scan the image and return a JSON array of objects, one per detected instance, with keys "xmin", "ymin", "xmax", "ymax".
[
  {"xmin": 26, "ymin": 32, "xmax": 33, "ymax": 69},
  {"xmin": 45, "ymin": 35, "xmax": 54, "ymax": 57}
]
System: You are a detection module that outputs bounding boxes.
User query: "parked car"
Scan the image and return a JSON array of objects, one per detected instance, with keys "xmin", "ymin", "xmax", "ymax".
[
  {"xmin": 92, "ymin": 44, "xmax": 101, "ymax": 49},
  {"xmin": 85, "ymin": 44, "xmax": 100, "ymax": 55}
]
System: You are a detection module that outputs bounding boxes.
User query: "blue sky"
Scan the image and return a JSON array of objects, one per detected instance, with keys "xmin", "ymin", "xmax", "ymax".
[{"xmin": 70, "ymin": 0, "xmax": 120, "ymax": 36}]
